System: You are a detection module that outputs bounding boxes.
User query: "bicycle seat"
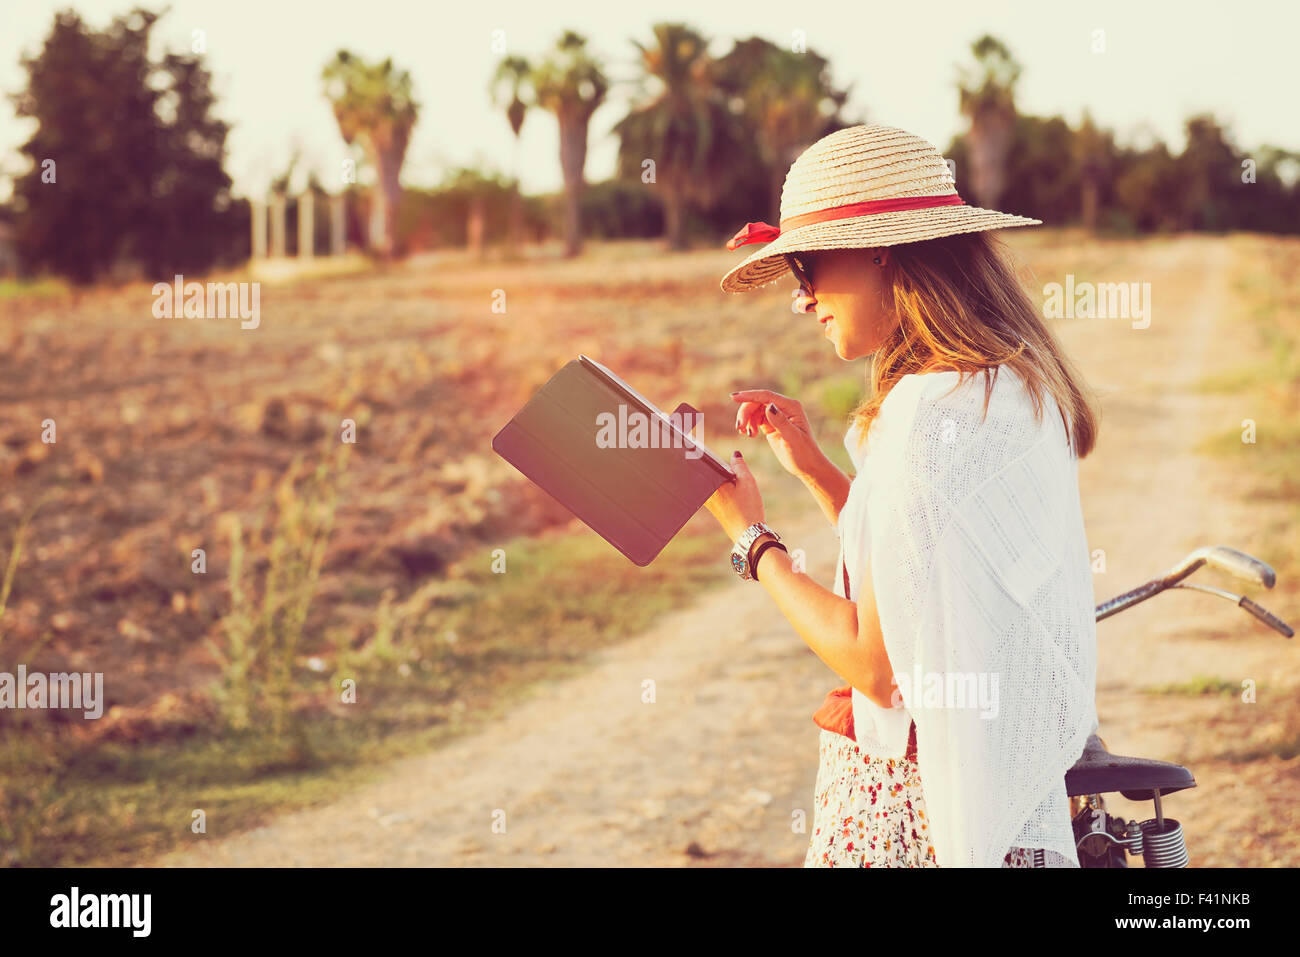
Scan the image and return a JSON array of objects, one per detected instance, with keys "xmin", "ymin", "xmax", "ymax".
[{"xmin": 1064, "ymin": 734, "xmax": 1196, "ymax": 801}]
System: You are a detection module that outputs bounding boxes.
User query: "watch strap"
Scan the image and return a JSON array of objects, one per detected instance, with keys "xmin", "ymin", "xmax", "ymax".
[{"xmin": 750, "ymin": 540, "xmax": 788, "ymax": 582}]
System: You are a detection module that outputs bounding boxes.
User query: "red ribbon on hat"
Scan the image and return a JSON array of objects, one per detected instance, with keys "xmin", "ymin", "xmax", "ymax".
[
  {"xmin": 725, "ymin": 222, "xmax": 782, "ymax": 250},
  {"xmin": 726, "ymin": 193, "xmax": 967, "ymax": 250}
]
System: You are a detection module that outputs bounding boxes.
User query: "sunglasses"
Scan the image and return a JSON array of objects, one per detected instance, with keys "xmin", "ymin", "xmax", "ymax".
[
  {"xmin": 785, "ymin": 254, "xmax": 818, "ymax": 314},
  {"xmin": 785, "ymin": 253, "xmax": 816, "ymax": 292}
]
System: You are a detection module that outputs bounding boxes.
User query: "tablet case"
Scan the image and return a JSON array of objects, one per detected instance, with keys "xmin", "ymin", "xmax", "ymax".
[{"xmin": 491, "ymin": 354, "xmax": 737, "ymax": 566}]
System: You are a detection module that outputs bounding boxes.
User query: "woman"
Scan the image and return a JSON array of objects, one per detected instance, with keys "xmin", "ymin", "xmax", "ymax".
[{"xmin": 704, "ymin": 125, "xmax": 1100, "ymax": 868}]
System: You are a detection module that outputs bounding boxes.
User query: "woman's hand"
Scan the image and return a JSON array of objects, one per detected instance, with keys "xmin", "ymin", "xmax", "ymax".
[
  {"xmin": 703, "ymin": 451, "xmax": 765, "ymax": 543},
  {"xmin": 730, "ymin": 389, "xmax": 825, "ymax": 479}
]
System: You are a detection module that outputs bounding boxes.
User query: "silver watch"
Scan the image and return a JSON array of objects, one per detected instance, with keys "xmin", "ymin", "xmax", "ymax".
[{"xmin": 730, "ymin": 522, "xmax": 781, "ymax": 581}]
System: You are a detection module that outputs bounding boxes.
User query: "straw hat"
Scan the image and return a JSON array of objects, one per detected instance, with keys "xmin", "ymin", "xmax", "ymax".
[{"xmin": 719, "ymin": 124, "xmax": 1041, "ymax": 293}]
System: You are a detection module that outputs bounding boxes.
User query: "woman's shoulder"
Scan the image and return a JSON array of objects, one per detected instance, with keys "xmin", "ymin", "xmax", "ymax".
[
  {"xmin": 874, "ymin": 368, "xmax": 1007, "ymax": 447},
  {"xmin": 889, "ymin": 365, "xmax": 1065, "ymax": 501},
  {"xmin": 905, "ymin": 365, "xmax": 1043, "ymax": 433},
  {"xmin": 845, "ymin": 370, "xmax": 979, "ymax": 467},
  {"xmin": 847, "ymin": 366, "xmax": 1046, "ymax": 472},
  {"xmin": 906, "ymin": 364, "xmax": 1024, "ymax": 404}
]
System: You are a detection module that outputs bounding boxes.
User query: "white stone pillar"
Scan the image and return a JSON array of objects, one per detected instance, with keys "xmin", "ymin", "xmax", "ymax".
[
  {"xmin": 269, "ymin": 194, "xmax": 286, "ymax": 258},
  {"xmin": 250, "ymin": 198, "xmax": 267, "ymax": 259},
  {"xmin": 331, "ymin": 194, "xmax": 346, "ymax": 256},
  {"xmin": 298, "ymin": 191, "xmax": 314, "ymax": 260}
]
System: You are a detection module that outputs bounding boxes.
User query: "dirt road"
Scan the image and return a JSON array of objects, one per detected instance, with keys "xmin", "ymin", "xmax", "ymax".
[{"xmin": 159, "ymin": 235, "xmax": 1298, "ymax": 866}]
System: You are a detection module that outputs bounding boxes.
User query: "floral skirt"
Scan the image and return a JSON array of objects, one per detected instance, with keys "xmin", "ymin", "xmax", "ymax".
[{"xmin": 803, "ymin": 727, "xmax": 1075, "ymax": 868}]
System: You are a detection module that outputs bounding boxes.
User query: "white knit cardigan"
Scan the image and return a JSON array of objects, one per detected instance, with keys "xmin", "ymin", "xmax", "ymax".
[{"xmin": 833, "ymin": 366, "xmax": 1098, "ymax": 867}]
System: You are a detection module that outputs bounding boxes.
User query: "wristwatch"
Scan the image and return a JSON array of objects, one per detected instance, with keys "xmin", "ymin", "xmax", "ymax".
[{"xmin": 730, "ymin": 522, "xmax": 782, "ymax": 581}]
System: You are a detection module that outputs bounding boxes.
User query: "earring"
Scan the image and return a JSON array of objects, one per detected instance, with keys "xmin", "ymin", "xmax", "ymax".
[{"xmin": 873, "ymin": 255, "xmax": 883, "ymax": 265}]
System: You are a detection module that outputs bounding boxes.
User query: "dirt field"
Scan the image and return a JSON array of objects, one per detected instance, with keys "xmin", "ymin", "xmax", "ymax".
[{"xmin": 3, "ymin": 232, "xmax": 1297, "ymax": 866}]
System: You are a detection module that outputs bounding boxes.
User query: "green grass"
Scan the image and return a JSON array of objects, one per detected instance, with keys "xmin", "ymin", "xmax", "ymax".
[
  {"xmin": 1197, "ymin": 415, "xmax": 1300, "ymax": 503},
  {"xmin": 814, "ymin": 372, "xmax": 865, "ymax": 424},
  {"xmin": 1194, "ymin": 362, "xmax": 1275, "ymax": 395},
  {"xmin": 1196, "ymin": 245, "xmax": 1300, "ymax": 510},
  {"xmin": 0, "ymin": 276, "xmax": 71, "ymax": 300},
  {"xmin": 1141, "ymin": 676, "xmax": 1243, "ymax": 698},
  {"xmin": 1226, "ymin": 729, "xmax": 1300, "ymax": 763},
  {"xmin": 0, "ymin": 516, "xmax": 736, "ymax": 867}
]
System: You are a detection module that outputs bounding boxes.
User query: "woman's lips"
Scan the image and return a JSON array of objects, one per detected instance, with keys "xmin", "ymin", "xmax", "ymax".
[{"xmin": 820, "ymin": 314, "xmax": 834, "ymax": 325}]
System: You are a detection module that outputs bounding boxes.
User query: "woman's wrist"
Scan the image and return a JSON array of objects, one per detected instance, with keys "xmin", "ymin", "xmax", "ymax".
[
  {"xmin": 797, "ymin": 454, "xmax": 853, "ymax": 523},
  {"xmin": 795, "ymin": 449, "xmax": 840, "ymax": 485},
  {"xmin": 749, "ymin": 533, "xmax": 787, "ymax": 582}
]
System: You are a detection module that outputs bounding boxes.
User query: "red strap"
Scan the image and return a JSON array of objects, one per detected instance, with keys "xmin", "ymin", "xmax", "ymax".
[
  {"xmin": 725, "ymin": 194, "xmax": 966, "ymax": 249},
  {"xmin": 780, "ymin": 194, "xmax": 964, "ymax": 232}
]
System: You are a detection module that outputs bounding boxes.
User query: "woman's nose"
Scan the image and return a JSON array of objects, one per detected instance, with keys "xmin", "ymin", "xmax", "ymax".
[{"xmin": 792, "ymin": 285, "xmax": 817, "ymax": 315}]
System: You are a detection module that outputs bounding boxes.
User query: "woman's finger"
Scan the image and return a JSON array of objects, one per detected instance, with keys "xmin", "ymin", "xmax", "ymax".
[
  {"xmin": 734, "ymin": 400, "xmax": 756, "ymax": 435},
  {"xmin": 733, "ymin": 391, "xmax": 801, "ymax": 424},
  {"xmin": 736, "ymin": 401, "xmax": 773, "ymax": 437},
  {"xmin": 730, "ymin": 389, "xmax": 785, "ymax": 406}
]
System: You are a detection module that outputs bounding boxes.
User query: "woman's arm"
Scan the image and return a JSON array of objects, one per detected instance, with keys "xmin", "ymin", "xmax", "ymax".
[
  {"xmin": 750, "ymin": 534, "xmax": 895, "ymax": 707},
  {"xmin": 703, "ymin": 449, "xmax": 890, "ymax": 705},
  {"xmin": 796, "ymin": 452, "xmax": 854, "ymax": 528}
]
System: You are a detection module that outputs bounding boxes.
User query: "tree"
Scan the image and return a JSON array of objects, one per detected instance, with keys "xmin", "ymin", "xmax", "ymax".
[
  {"xmin": 441, "ymin": 168, "xmax": 507, "ymax": 259},
  {"xmin": 1177, "ymin": 114, "xmax": 1239, "ymax": 231},
  {"xmin": 1233, "ymin": 144, "xmax": 1300, "ymax": 233},
  {"xmin": 715, "ymin": 36, "xmax": 850, "ymax": 223},
  {"xmin": 1113, "ymin": 141, "xmax": 1183, "ymax": 233},
  {"xmin": 533, "ymin": 31, "xmax": 608, "ymax": 257},
  {"xmin": 321, "ymin": 51, "xmax": 419, "ymax": 257},
  {"xmin": 612, "ymin": 24, "xmax": 745, "ymax": 250},
  {"xmin": 11, "ymin": 7, "xmax": 234, "ymax": 283},
  {"xmin": 1073, "ymin": 111, "xmax": 1114, "ymax": 233},
  {"xmin": 490, "ymin": 55, "xmax": 532, "ymax": 255},
  {"xmin": 957, "ymin": 35, "xmax": 1021, "ymax": 212}
]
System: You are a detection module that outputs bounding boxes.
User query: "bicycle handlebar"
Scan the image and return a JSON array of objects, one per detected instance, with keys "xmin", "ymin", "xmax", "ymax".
[
  {"xmin": 1095, "ymin": 544, "xmax": 1294, "ymax": 638},
  {"xmin": 1239, "ymin": 595, "xmax": 1296, "ymax": 638},
  {"xmin": 1198, "ymin": 546, "xmax": 1276, "ymax": 588}
]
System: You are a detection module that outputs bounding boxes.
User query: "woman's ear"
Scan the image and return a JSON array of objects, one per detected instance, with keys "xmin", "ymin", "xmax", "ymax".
[{"xmin": 872, "ymin": 247, "xmax": 890, "ymax": 267}]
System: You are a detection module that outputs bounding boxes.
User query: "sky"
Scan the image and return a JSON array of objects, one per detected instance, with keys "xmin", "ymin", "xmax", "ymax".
[{"xmin": 1, "ymin": 0, "xmax": 1297, "ymax": 203}]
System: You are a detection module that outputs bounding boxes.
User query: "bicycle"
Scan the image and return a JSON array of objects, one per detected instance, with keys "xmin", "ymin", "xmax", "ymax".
[{"xmin": 1068, "ymin": 545, "xmax": 1294, "ymax": 867}]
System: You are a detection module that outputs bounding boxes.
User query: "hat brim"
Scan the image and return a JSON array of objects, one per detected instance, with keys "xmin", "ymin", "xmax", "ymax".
[{"xmin": 719, "ymin": 205, "xmax": 1043, "ymax": 293}]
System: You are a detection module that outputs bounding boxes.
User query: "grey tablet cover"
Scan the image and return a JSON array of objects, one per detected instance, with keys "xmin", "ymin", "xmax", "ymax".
[{"xmin": 491, "ymin": 354, "xmax": 736, "ymax": 566}]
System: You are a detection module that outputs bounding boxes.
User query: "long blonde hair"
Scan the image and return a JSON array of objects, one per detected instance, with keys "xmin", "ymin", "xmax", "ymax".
[{"xmin": 850, "ymin": 231, "xmax": 1098, "ymax": 458}]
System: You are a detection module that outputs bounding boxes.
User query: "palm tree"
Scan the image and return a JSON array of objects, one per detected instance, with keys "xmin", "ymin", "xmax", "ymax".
[
  {"xmin": 957, "ymin": 35, "xmax": 1021, "ymax": 212},
  {"xmin": 533, "ymin": 31, "xmax": 608, "ymax": 257},
  {"xmin": 321, "ymin": 51, "xmax": 418, "ymax": 257},
  {"xmin": 490, "ymin": 55, "xmax": 532, "ymax": 256},
  {"xmin": 613, "ymin": 23, "xmax": 743, "ymax": 250},
  {"xmin": 1074, "ymin": 110, "xmax": 1113, "ymax": 233},
  {"xmin": 716, "ymin": 37, "xmax": 849, "ymax": 223}
]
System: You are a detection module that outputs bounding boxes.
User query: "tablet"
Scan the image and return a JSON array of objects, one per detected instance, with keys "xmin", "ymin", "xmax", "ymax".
[{"xmin": 491, "ymin": 354, "xmax": 736, "ymax": 566}]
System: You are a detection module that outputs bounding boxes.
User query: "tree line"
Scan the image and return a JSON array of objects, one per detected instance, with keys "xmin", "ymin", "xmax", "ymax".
[{"xmin": 5, "ymin": 10, "xmax": 1297, "ymax": 283}]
